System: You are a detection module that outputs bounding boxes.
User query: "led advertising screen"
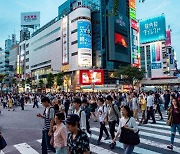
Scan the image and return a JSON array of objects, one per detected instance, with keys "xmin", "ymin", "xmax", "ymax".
[
  {"xmin": 78, "ymin": 21, "xmax": 92, "ymax": 49},
  {"xmin": 21, "ymin": 12, "xmax": 40, "ymax": 26},
  {"xmin": 115, "ymin": 33, "xmax": 128, "ymax": 48},
  {"xmin": 131, "ymin": 20, "xmax": 138, "ymax": 31},
  {"xmin": 129, "ymin": 0, "xmax": 136, "ymax": 10},
  {"xmin": 150, "ymin": 42, "xmax": 165, "ymax": 78},
  {"xmin": 166, "ymin": 30, "xmax": 171, "ymax": 46},
  {"xmin": 79, "ymin": 70, "xmax": 104, "ymax": 85},
  {"xmin": 140, "ymin": 15, "xmax": 166, "ymax": 44},
  {"xmin": 130, "ymin": 8, "xmax": 136, "ymax": 20}
]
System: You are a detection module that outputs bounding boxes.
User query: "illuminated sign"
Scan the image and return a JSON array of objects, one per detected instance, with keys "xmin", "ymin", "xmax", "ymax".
[
  {"xmin": 129, "ymin": 0, "xmax": 136, "ymax": 10},
  {"xmin": 140, "ymin": 15, "xmax": 166, "ymax": 44},
  {"xmin": 166, "ymin": 30, "xmax": 171, "ymax": 46},
  {"xmin": 79, "ymin": 70, "xmax": 104, "ymax": 85},
  {"xmin": 131, "ymin": 20, "xmax": 138, "ymax": 31},
  {"xmin": 78, "ymin": 49, "xmax": 92, "ymax": 67},
  {"xmin": 115, "ymin": 33, "xmax": 128, "ymax": 48},
  {"xmin": 130, "ymin": 8, "xmax": 136, "ymax": 20},
  {"xmin": 78, "ymin": 21, "xmax": 92, "ymax": 49}
]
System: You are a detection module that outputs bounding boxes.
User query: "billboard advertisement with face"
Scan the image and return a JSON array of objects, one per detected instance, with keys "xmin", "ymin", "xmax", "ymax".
[
  {"xmin": 140, "ymin": 15, "xmax": 166, "ymax": 44},
  {"xmin": 79, "ymin": 70, "xmax": 104, "ymax": 85},
  {"xmin": 21, "ymin": 12, "xmax": 40, "ymax": 26}
]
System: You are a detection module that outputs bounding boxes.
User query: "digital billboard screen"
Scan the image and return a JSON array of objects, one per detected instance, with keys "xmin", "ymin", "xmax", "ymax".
[
  {"xmin": 140, "ymin": 15, "xmax": 166, "ymax": 44},
  {"xmin": 78, "ymin": 21, "xmax": 92, "ymax": 49},
  {"xmin": 115, "ymin": 33, "xmax": 128, "ymax": 48},
  {"xmin": 79, "ymin": 70, "xmax": 104, "ymax": 85}
]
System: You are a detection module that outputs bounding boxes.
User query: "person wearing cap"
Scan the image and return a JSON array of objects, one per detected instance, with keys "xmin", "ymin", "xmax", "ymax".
[
  {"xmin": 37, "ymin": 97, "xmax": 55, "ymax": 154},
  {"xmin": 72, "ymin": 98, "xmax": 87, "ymax": 131},
  {"xmin": 66, "ymin": 114, "xmax": 90, "ymax": 154}
]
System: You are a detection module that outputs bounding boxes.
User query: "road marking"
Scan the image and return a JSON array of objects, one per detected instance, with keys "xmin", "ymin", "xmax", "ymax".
[
  {"xmin": 90, "ymin": 144, "xmax": 118, "ymax": 154},
  {"xmin": 91, "ymin": 128, "xmax": 161, "ymax": 154},
  {"xmin": 139, "ymin": 123, "xmax": 170, "ymax": 129},
  {"xmin": 37, "ymin": 139, "xmax": 42, "ymax": 143},
  {"xmin": 138, "ymin": 125, "xmax": 170, "ymax": 134},
  {"xmin": 14, "ymin": 143, "xmax": 39, "ymax": 154},
  {"xmin": 0, "ymin": 151, "xmax": 5, "ymax": 154}
]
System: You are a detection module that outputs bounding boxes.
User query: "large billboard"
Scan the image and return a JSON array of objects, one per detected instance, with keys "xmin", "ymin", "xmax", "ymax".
[
  {"xmin": 21, "ymin": 12, "xmax": 40, "ymax": 26},
  {"xmin": 78, "ymin": 21, "xmax": 92, "ymax": 67},
  {"xmin": 140, "ymin": 15, "xmax": 166, "ymax": 44},
  {"xmin": 78, "ymin": 21, "xmax": 92, "ymax": 49},
  {"xmin": 150, "ymin": 42, "xmax": 164, "ymax": 78},
  {"xmin": 115, "ymin": 33, "xmax": 128, "ymax": 48},
  {"xmin": 62, "ymin": 16, "xmax": 69, "ymax": 64},
  {"xmin": 166, "ymin": 30, "xmax": 171, "ymax": 46},
  {"xmin": 79, "ymin": 70, "xmax": 104, "ymax": 85}
]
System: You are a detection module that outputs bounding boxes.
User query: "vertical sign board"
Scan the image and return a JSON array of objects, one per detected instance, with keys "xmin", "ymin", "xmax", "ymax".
[
  {"xmin": 166, "ymin": 30, "xmax": 171, "ymax": 46},
  {"xmin": 151, "ymin": 42, "xmax": 164, "ymax": 78},
  {"xmin": 140, "ymin": 15, "xmax": 166, "ymax": 44},
  {"xmin": 62, "ymin": 16, "xmax": 69, "ymax": 64},
  {"xmin": 78, "ymin": 21, "xmax": 92, "ymax": 67}
]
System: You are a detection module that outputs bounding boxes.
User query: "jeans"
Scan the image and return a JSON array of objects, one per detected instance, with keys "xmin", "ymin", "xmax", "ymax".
[
  {"xmin": 56, "ymin": 147, "xmax": 67, "ymax": 154},
  {"xmin": 170, "ymin": 124, "xmax": 180, "ymax": 145},
  {"xmin": 108, "ymin": 121, "xmax": 116, "ymax": 139},
  {"xmin": 33, "ymin": 101, "xmax": 39, "ymax": 108},
  {"xmin": 98, "ymin": 122, "xmax": 109, "ymax": 141},
  {"xmin": 123, "ymin": 144, "xmax": 135, "ymax": 154},
  {"xmin": 42, "ymin": 130, "xmax": 55, "ymax": 154}
]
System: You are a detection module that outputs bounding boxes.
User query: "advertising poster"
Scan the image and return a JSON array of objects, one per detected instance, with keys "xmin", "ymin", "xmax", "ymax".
[
  {"xmin": 151, "ymin": 42, "xmax": 164, "ymax": 78},
  {"xmin": 166, "ymin": 30, "xmax": 171, "ymax": 46},
  {"xmin": 129, "ymin": 0, "xmax": 136, "ymax": 10},
  {"xmin": 78, "ymin": 21, "xmax": 92, "ymax": 49},
  {"xmin": 140, "ymin": 15, "xmax": 166, "ymax": 44},
  {"xmin": 62, "ymin": 16, "xmax": 69, "ymax": 64},
  {"xmin": 130, "ymin": 8, "xmax": 136, "ymax": 20},
  {"xmin": 21, "ymin": 12, "xmax": 40, "ymax": 26},
  {"xmin": 79, "ymin": 70, "xmax": 104, "ymax": 85},
  {"xmin": 78, "ymin": 21, "xmax": 92, "ymax": 67},
  {"xmin": 115, "ymin": 33, "xmax": 128, "ymax": 48}
]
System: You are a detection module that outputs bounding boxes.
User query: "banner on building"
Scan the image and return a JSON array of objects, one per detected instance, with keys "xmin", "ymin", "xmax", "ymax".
[{"xmin": 166, "ymin": 30, "xmax": 171, "ymax": 46}]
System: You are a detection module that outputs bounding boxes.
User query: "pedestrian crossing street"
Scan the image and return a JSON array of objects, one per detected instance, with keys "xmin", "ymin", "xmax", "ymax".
[{"xmin": 1, "ymin": 113, "xmax": 180, "ymax": 154}]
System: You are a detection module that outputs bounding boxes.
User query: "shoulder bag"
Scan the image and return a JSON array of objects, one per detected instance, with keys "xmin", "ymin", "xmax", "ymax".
[{"xmin": 119, "ymin": 117, "xmax": 140, "ymax": 145}]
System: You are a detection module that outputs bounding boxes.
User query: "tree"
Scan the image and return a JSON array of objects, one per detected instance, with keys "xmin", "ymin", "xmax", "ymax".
[
  {"xmin": 114, "ymin": 65, "xmax": 145, "ymax": 86},
  {"xmin": 56, "ymin": 72, "xmax": 64, "ymax": 87},
  {"xmin": 21, "ymin": 79, "xmax": 26, "ymax": 89},
  {"xmin": 47, "ymin": 73, "xmax": 54, "ymax": 89},
  {"xmin": 0, "ymin": 74, "xmax": 6, "ymax": 83},
  {"xmin": 12, "ymin": 78, "xmax": 17, "ymax": 87},
  {"xmin": 39, "ymin": 79, "xmax": 44, "ymax": 90}
]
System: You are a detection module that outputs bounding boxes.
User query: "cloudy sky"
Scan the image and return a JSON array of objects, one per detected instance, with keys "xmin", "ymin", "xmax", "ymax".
[{"xmin": 0, "ymin": 0, "xmax": 179, "ymax": 65}]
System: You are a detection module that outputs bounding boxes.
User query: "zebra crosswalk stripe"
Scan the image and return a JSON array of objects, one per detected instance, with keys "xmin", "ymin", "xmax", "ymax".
[
  {"xmin": 90, "ymin": 144, "xmax": 118, "ymax": 154},
  {"xmin": 14, "ymin": 143, "xmax": 39, "ymax": 154}
]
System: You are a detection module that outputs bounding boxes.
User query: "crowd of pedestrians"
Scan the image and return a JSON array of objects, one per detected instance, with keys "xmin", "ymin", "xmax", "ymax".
[{"xmin": 0, "ymin": 90, "xmax": 180, "ymax": 154}]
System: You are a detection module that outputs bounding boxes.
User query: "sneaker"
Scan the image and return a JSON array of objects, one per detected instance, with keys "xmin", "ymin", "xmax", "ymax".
[
  {"xmin": 167, "ymin": 144, "xmax": 173, "ymax": 150},
  {"xmin": 104, "ymin": 136, "xmax": 110, "ymax": 140}
]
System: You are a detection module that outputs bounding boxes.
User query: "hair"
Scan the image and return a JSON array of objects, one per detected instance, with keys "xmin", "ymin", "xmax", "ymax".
[
  {"xmin": 41, "ymin": 97, "xmax": 50, "ymax": 104},
  {"xmin": 98, "ymin": 98, "xmax": 104, "ymax": 103},
  {"xmin": 172, "ymin": 98, "xmax": 180, "ymax": 109},
  {"xmin": 55, "ymin": 112, "xmax": 65, "ymax": 121},
  {"xmin": 73, "ymin": 98, "xmax": 82, "ymax": 105},
  {"xmin": 121, "ymin": 105, "xmax": 132, "ymax": 117},
  {"xmin": 57, "ymin": 99, "xmax": 62, "ymax": 104},
  {"xmin": 82, "ymin": 99, "xmax": 88, "ymax": 104},
  {"xmin": 106, "ymin": 95, "xmax": 113, "ymax": 102}
]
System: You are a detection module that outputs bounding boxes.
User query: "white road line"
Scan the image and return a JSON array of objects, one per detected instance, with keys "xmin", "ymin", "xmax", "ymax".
[
  {"xmin": 0, "ymin": 151, "xmax": 5, "ymax": 154},
  {"xmin": 139, "ymin": 123, "xmax": 170, "ymax": 129},
  {"xmin": 37, "ymin": 139, "xmax": 41, "ymax": 143},
  {"xmin": 90, "ymin": 144, "xmax": 118, "ymax": 154},
  {"xmin": 138, "ymin": 125, "xmax": 170, "ymax": 134},
  {"xmin": 14, "ymin": 143, "xmax": 39, "ymax": 154},
  {"xmin": 91, "ymin": 128, "xmax": 161, "ymax": 154}
]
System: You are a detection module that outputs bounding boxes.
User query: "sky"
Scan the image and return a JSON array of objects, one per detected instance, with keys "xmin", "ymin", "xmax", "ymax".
[{"xmin": 0, "ymin": 0, "xmax": 180, "ymax": 64}]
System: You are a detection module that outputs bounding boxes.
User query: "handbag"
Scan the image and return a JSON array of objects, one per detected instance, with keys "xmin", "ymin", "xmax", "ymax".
[
  {"xmin": 119, "ymin": 117, "xmax": 140, "ymax": 145},
  {"xmin": 0, "ymin": 136, "xmax": 7, "ymax": 150},
  {"xmin": 167, "ymin": 114, "xmax": 173, "ymax": 126}
]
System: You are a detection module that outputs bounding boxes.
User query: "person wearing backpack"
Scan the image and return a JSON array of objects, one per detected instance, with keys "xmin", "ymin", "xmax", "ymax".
[
  {"xmin": 106, "ymin": 95, "xmax": 121, "ymax": 148},
  {"xmin": 72, "ymin": 98, "xmax": 87, "ymax": 131},
  {"xmin": 37, "ymin": 97, "xmax": 56, "ymax": 154},
  {"xmin": 82, "ymin": 99, "xmax": 92, "ymax": 135},
  {"xmin": 96, "ymin": 98, "xmax": 110, "ymax": 145}
]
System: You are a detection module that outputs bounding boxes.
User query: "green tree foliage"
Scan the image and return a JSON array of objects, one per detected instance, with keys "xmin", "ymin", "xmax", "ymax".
[
  {"xmin": 21, "ymin": 79, "xmax": 26, "ymax": 88},
  {"xmin": 26, "ymin": 78, "xmax": 32, "ymax": 88},
  {"xmin": 114, "ymin": 65, "xmax": 145, "ymax": 85},
  {"xmin": 56, "ymin": 72, "xmax": 64, "ymax": 87},
  {"xmin": 39, "ymin": 79, "xmax": 44, "ymax": 89},
  {"xmin": 47, "ymin": 73, "xmax": 54, "ymax": 89},
  {"xmin": 12, "ymin": 78, "xmax": 17, "ymax": 86}
]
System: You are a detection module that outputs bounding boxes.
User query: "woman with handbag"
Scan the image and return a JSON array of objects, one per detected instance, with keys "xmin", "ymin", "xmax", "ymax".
[
  {"xmin": 167, "ymin": 98, "xmax": 180, "ymax": 150},
  {"xmin": 112, "ymin": 105, "xmax": 139, "ymax": 154}
]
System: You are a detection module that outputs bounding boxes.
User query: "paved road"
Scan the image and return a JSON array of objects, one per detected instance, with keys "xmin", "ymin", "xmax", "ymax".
[{"xmin": 0, "ymin": 104, "xmax": 180, "ymax": 154}]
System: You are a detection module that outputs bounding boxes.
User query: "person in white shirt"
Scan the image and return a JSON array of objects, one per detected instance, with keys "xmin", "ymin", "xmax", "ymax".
[
  {"xmin": 72, "ymin": 98, "xmax": 87, "ymax": 131},
  {"xmin": 112, "ymin": 105, "xmax": 138, "ymax": 154},
  {"xmin": 96, "ymin": 98, "xmax": 110, "ymax": 145},
  {"xmin": 143, "ymin": 92, "xmax": 156, "ymax": 124}
]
